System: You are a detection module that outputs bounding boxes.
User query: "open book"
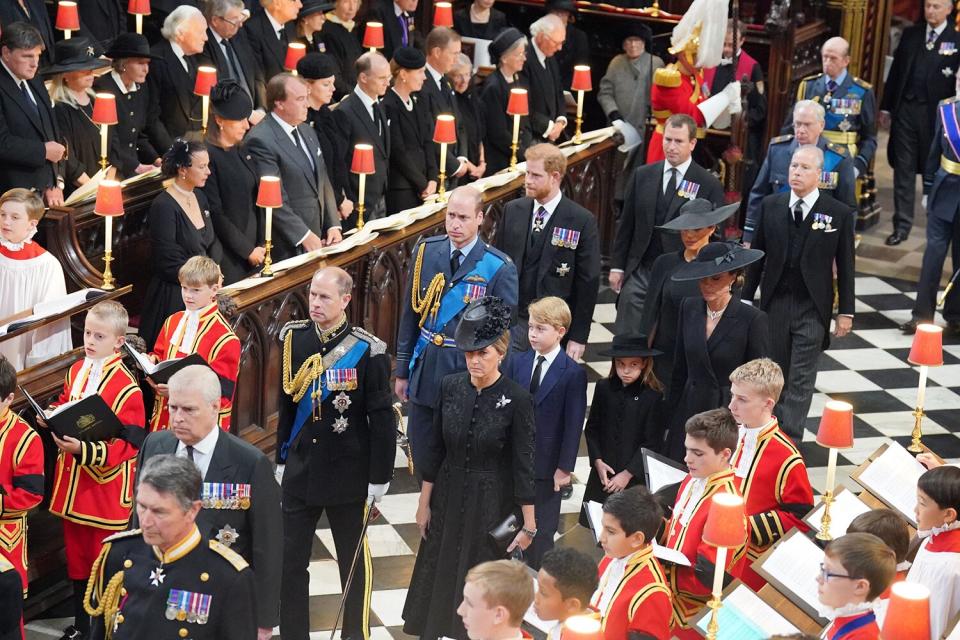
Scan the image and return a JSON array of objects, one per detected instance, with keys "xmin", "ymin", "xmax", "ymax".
[
  {"xmin": 642, "ymin": 448, "xmax": 687, "ymax": 493},
  {"xmin": 753, "ymin": 529, "xmax": 829, "ymax": 625},
  {"xmin": 20, "ymin": 386, "xmax": 122, "ymax": 442},
  {"xmin": 803, "ymin": 487, "xmax": 872, "ymax": 537},
  {"xmin": 64, "ymin": 166, "xmax": 163, "ymax": 206},
  {"xmin": 122, "ymin": 343, "xmax": 206, "ymax": 384},
  {"xmin": 850, "ymin": 441, "xmax": 927, "ymax": 526},
  {"xmin": 691, "ymin": 582, "xmax": 801, "ymax": 639},
  {"xmin": 0, "ymin": 289, "xmax": 107, "ymax": 335}
]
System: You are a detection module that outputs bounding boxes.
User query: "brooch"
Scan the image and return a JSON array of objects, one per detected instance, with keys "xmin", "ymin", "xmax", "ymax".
[
  {"xmin": 556, "ymin": 263, "xmax": 570, "ymax": 277},
  {"xmin": 944, "ymin": 67, "xmax": 955, "ymax": 78},
  {"xmin": 333, "ymin": 391, "xmax": 352, "ymax": 413},
  {"xmin": 333, "ymin": 416, "xmax": 349, "ymax": 433},
  {"xmin": 150, "ymin": 566, "xmax": 166, "ymax": 587},
  {"xmin": 216, "ymin": 524, "xmax": 239, "ymax": 547},
  {"xmin": 496, "ymin": 395, "xmax": 512, "ymax": 409}
]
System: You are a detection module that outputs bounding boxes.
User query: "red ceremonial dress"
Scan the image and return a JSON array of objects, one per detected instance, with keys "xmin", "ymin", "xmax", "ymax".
[
  {"xmin": 646, "ymin": 66, "xmax": 706, "ymax": 163},
  {"xmin": 823, "ymin": 611, "xmax": 880, "ymax": 640},
  {"xmin": 149, "ymin": 303, "xmax": 240, "ymax": 432},
  {"xmin": 591, "ymin": 547, "xmax": 672, "ymax": 640},
  {"xmin": 0, "ymin": 408, "xmax": 44, "ymax": 594}
]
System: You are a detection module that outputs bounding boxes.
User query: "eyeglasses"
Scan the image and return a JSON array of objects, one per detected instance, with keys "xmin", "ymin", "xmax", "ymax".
[
  {"xmin": 818, "ymin": 564, "xmax": 855, "ymax": 582},
  {"xmin": 542, "ymin": 32, "xmax": 565, "ymax": 47},
  {"xmin": 216, "ymin": 15, "xmax": 245, "ymax": 28}
]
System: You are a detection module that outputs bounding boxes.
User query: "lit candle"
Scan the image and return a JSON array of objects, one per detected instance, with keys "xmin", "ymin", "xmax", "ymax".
[
  {"xmin": 265, "ymin": 207, "xmax": 273, "ymax": 243},
  {"xmin": 136, "ymin": 14, "xmax": 143, "ymax": 34},
  {"xmin": 917, "ymin": 365, "xmax": 928, "ymax": 407},
  {"xmin": 576, "ymin": 90, "xmax": 584, "ymax": 121},
  {"xmin": 439, "ymin": 143, "xmax": 447, "ymax": 184},
  {"xmin": 100, "ymin": 124, "xmax": 109, "ymax": 165},
  {"xmin": 358, "ymin": 173, "xmax": 367, "ymax": 208},
  {"xmin": 202, "ymin": 95, "xmax": 209, "ymax": 131},
  {"xmin": 824, "ymin": 447, "xmax": 838, "ymax": 497},
  {"xmin": 512, "ymin": 114, "xmax": 520, "ymax": 148},
  {"xmin": 104, "ymin": 215, "xmax": 113, "ymax": 254},
  {"xmin": 711, "ymin": 547, "xmax": 727, "ymax": 597}
]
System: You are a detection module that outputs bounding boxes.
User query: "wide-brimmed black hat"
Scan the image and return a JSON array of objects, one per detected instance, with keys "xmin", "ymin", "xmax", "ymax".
[
  {"xmin": 42, "ymin": 37, "xmax": 110, "ymax": 76},
  {"xmin": 105, "ymin": 33, "xmax": 161, "ymax": 60},
  {"xmin": 210, "ymin": 79, "xmax": 253, "ymax": 120},
  {"xmin": 298, "ymin": 52, "xmax": 338, "ymax": 79},
  {"xmin": 393, "ymin": 46, "xmax": 425, "ymax": 69},
  {"xmin": 658, "ymin": 199, "xmax": 740, "ymax": 232},
  {"xmin": 299, "ymin": 0, "xmax": 334, "ymax": 19},
  {"xmin": 489, "ymin": 27, "xmax": 525, "ymax": 65},
  {"xmin": 545, "ymin": 0, "xmax": 578, "ymax": 17},
  {"xmin": 621, "ymin": 22, "xmax": 653, "ymax": 49},
  {"xmin": 598, "ymin": 335, "xmax": 661, "ymax": 359},
  {"xmin": 454, "ymin": 297, "xmax": 512, "ymax": 351},
  {"xmin": 671, "ymin": 241, "xmax": 765, "ymax": 281}
]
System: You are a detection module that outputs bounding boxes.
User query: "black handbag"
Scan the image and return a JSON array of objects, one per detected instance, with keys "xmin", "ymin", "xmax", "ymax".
[{"xmin": 487, "ymin": 513, "xmax": 521, "ymax": 557}]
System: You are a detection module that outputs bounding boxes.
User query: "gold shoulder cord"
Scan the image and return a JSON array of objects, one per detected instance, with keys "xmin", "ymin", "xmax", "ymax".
[
  {"xmin": 83, "ymin": 543, "xmax": 125, "ymax": 640},
  {"xmin": 410, "ymin": 242, "xmax": 446, "ymax": 329},
  {"xmin": 282, "ymin": 330, "xmax": 324, "ymax": 403}
]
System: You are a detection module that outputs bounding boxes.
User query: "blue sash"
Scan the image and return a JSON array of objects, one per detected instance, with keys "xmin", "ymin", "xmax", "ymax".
[
  {"xmin": 940, "ymin": 101, "xmax": 960, "ymax": 161},
  {"xmin": 408, "ymin": 250, "xmax": 504, "ymax": 373},
  {"xmin": 824, "ymin": 82, "xmax": 866, "ymax": 132},
  {"xmin": 279, "ymin": 339, "xmax": 369, "ymax": 462},
  {"xmin": 832, "ymin": 612, "xmax": 875, "ymax": 639}
]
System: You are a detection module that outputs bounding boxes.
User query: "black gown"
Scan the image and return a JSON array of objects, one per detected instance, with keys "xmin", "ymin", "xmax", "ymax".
[
  {"xmin": 452, "ymin": 7, "xmax": 508, "ymax": 40},
  {"xmin": 402, "ymin": 372, "xmax": 535, "ymax": 640},
  {"xmin": 306, "ymin": 104, "xmax": 350, "ymax": 207},
  {"xmin": 479, "ymin": 70, "xmax": 532, "ymax": 174},
  {"xmin": 54, "ymin": 100, "xmax": 124, "ymax": 193},
  {"xmin": 321, "ymin": 19, "xmax": 363, "ymax": 99},
  {"xmin": 139, "ymin": 190, "xmax": 223, "ymax": 347},
  {"xmin": 383, "ymin": 90, "xmax": 438, "ymax": 214}
]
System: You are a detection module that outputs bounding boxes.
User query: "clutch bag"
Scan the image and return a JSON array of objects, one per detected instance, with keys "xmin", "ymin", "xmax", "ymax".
[{"xmin": 487, "ymin": 512, "xmax": 520, "ymax": 557}]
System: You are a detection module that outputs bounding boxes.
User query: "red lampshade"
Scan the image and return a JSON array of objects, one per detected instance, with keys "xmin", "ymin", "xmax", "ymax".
[
  {"xmin": 433, "ymin": 2, "xmax": 454, "ymax": 27},
  {"xmin": 702, "ymin": 493, "xmax": 747, "ymax": 548},
  {"xmin": 351, "ymin": 144, "xmax": 375, "ymax": 174},
  {"xmin": 571, "ymin": 65, "xmax": 592, "ymax": 92},
  {"xmin": 506, "ymin": 88, "xmax": 529, "ymax": 116},
  {"xmin": 256, "ymin": 176, "xmax": 282, "ymax": 209},
  {"xmin": 193, "ymin": 66, "xmax": 217, "ymax": 96},
  {"xmin": 94, "ymin": 181, "xmax": 124, "ymax": 217},
  {"xmin": 91, "ymin": 93, "xmax": 118, "ymax": 126},
  {"xmin": 816, "ymin": 400, "xmax": 854, "ymax": 449},
  {"xmin": 363, "ymin": 22, "xmax": 385, "ymax": 49},
  {"xmin": 284, "ymin": 42, "xmax": 307, "ymax": 71},
  {"xmin": 880, "ymin": 581, "xmax": 931, "ymax": 640},
  {"xmin": 909, "ymin": 324, "xmax": 944, "ymax": 367},
  {"xmin": 433, "ymin": 114, "xmax": 457, "ymax": 144},
  {"xmin": 561, "ymin": 614, "xmax": 602, "ymax": 640},
  {"xmin": 56, "ymin": 1, "xmax": 80, "ymax": 31},
  {"xmin": 128, "ymin": 0, "xmax": 150, "ymax": 15}
]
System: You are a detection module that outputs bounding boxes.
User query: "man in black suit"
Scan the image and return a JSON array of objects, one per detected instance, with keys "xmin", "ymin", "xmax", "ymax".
[
  {"xmin": 135, "ymin": 365, "xmax": 282, "ymax": 640},
  {"xmin": 78, "ymin": 0, "xmax": 126, "ymax": 48},
  {"xmin": 610, "ymin": 113, "xmax": 724, "ymax": 336},
  {"xmin": 522, "ymin": 14, "xmax": 568, "ymax": 143},
  {"xmin": 743, "ymin": 145, "xmax": 855, "ymax": 438},
  {"xmin": 420, "ymin": 27, "xmax": 473, "ymax": 181},
  {"xmin": 0, "ymin": 0, "xmax": 53, "ymax": 65},
  {"xmin": 0, "ymin": 23, "xmax": 65, "ymax": 206},
  {"xmin": 204, "ymin": 0, "xmax": 267, "ymax": 115},
  {"xmin": 880, "ymin": 0, "xmax": 960, "ymax": 246},
  {"xmin": 332, "ymin": 52, "xmax": 391, "ymax": 224},
  {"xmin": 545, "ymin": 0, "xmax": 590, "ymax": 89},
  {"xmin": 495, "ymin": 142, "xmax": 600, "ymax": 360},
  {"xmin": 149, "ymin": 5, "xmax": 209, "ymax": 148},
  {"xmin": 366, "ymin": 0, "xmax": 422, "ymax": 60},
  {"xmin": 245, "ymin": 0, "xmax": 301, "ymax": 82}
]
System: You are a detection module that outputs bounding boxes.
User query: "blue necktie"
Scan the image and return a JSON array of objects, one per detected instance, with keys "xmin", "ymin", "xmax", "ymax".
[{"xmin": 399, "ymin": 14, "xmax": 409, "ymax": 46}]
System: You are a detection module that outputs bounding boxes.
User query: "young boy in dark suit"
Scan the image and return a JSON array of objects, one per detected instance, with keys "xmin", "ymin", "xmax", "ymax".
[{"xmin": 506, "ymin": 296, "xmax": 587, "ymax": 569}]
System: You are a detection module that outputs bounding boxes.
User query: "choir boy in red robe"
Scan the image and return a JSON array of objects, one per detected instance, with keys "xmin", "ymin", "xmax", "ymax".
[{"xmin": 818, "ymin": 533, "xmax": 895, "ymax": 640}]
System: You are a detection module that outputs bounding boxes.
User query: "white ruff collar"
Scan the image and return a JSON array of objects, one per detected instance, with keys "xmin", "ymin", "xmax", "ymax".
[{"xmin": 918, "ymin": 519, "xmax": 960, "ymax": 539}]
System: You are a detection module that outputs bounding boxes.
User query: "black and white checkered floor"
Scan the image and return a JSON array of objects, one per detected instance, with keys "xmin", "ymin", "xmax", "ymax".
[{"xmin": 25, "ymin": 274, "xmax": 960, "ymax": 640}]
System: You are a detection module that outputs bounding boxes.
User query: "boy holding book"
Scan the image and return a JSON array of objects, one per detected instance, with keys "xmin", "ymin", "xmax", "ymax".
[
  {"xmin": 727, "ymin": 358, "xmax": 814, "ymax": 589},
  {"xmin": 817, "ymin": 533, "xmax": 895, "ymax": 639},
  {"xmin": 458, "ymin": 560, "xmax": 535, "ymax": 640},
  {"xmin": 534, "ymin": 547, "xmax": 598, "ymax": 640},
  {"xmin": 148, "ymin": 256, "xmax": 240, "ymax": 432},
  {"xmin": 43, "ymin": 301, "xmax": 145, "ymax": 639}
]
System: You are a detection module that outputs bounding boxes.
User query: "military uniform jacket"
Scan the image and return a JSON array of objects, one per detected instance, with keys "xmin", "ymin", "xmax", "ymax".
[
  {"xmin": 923, "ymin": 96, "xmax": 960, "ymax": 223},
  {"xmin": 88, "ymin": 526, "xmax": 257, "ymax": 640},
  {"xmin": 0, "ymin": 408, "xmax": 44, "ymax": 594},
  {"xmin": 277, "ymin": 320, "xmax": 395, "ymax": 506},
  {"xmin": 49, "ymin": 353, "xmax": 146, "ymax": 529},
  {"xmin": 794, "ymin": 72, "xmax": 877, "ymax": 172},
  {"xmin": 592, "ymin": 547, "xmax": 672, "ymax": 640}
]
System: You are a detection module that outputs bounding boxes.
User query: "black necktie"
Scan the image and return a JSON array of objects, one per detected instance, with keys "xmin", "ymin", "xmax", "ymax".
[
  {"xmin": 793, "ymin": 201, "xmax": 804, "ymax": 227},
  {"xmin": 664, "ymin": 167, "xmax": 678, "ymax": 195},
  {"xmin": 529, "ymin": 355, "xmax": 546, "ymax": 394},
  {"xmin": 19, "ymin": 81, "xmax": 38, "ymax": 118},
  {"xmin": 450, "ymin": 249, "xmax": 462, "ymax": 276},
  {"xmin": 278, "ymin": 28, "xmax": 287, "ymax": 43},
  {"xmin": 186, "ymin": 445, "xmax": 195, "ymax": 462},
  {"xmin": 373, "ymin": 101, "xmax": 384, "ymax": 137},
  {"xmin": 292, "ymin": 128, "xmax": 316, "ymax": 172}
]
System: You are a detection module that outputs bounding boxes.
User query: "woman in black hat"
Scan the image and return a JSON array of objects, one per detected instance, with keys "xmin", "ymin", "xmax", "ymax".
[
  {"xmin": 579, "ymin": 335, "xmax": 664, "ymax": 520},
  {"xmin": 403, "ymin": 296, "xmax": 535, "ymax": 640},
  {"xmin": 297, "ymin": 0, "xmax": 333, "ymax": 53},
  {"xmin": 384, "ymin": 46, "xmax": 439, "ymax": 214},
  {"xmin": 453, "ymin": 0, "xmax": 507, "ymax": 40},
  {"xmin": 200, "ymin": 80, "xmax": 266, "ymax": 285},
  {"xmin": 320, "ymin": 0, "xmax": 364, "ymax": 98},
  {"xmin": 479, "ymin": 27, "xmax": 533, "ymax": 173},
  {"xmin": 662, "ymin": 242, "xmax": 770, "ymax": 461},
  {"xmin": 641, "ymin": 199, "xmax": 738, "ymax": 395}
]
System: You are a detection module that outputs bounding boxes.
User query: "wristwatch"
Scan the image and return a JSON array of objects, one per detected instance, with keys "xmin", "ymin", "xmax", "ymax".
[{"xmin": 522, "ymin": 527, "xmax": 538, "ymax": 538}]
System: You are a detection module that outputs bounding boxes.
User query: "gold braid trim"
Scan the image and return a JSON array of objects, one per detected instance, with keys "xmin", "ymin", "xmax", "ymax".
[
  {"xmin": 84, "ymin": 542, "xmax": 125, "ymax": 640},
  {"xmin": 282, "ymin": 330, "xmax": 324, "ymax": 403},
  {"xmin": 410, "ymin": 242, "xmax": 445, "ymax": 329}
]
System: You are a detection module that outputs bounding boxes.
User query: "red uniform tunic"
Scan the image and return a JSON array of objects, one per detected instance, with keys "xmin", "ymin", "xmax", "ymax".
[
  {"xmin": 824, "ymin": 612, "xmax": 880, "ymax": 640},
  {"xmin": 646, "ymin": 65, "xmax": 706, "ymax": 163},
  {"xmin": 730, "ymin": 419, "xmax": 814, "ymax": 590},
  {"xmin": 48, "ymin": 353, "xmax": 145, "ymax": 579},
  {"xmin": 592, "ymin": 547, "xmax": 672, "ymax": 640},
  {"xmin": 665, "ymin": 468, "xmax": 744, "ymax": 635},
  {"xmin": 0, "ymin": 408, "xmax": 44, "ymax": 595},
  {"xmin": 149, "ymin": 303, "xmax": 240, "ymax": 432}
]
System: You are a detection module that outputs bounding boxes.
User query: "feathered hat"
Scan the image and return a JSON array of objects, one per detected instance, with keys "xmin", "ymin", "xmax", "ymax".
[{"xmin": 668, "ymin": 0, "xmax": 729, "ymax": 69}]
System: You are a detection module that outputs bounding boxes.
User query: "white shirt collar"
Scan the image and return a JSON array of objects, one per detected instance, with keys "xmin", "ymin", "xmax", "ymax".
[
  {"xmin": 664, "ymin": 156, "xmax": 693, "ymax": 180},
  {"xmin": 1, "ymin": 59, "xmax": 27, "ymax": 87},
  {"xmin": 451, "ymin": 234, "xmax": 479, "ymax": 259},
  {"xmin": 426, "ymin": 63, "xmax": 444, "ymax": 88},
  {"xmin": 170, "ymin": 41, "xmax": 190, "ymax": 72},
  {"xmin": 265, "ymin": 10, "xmax": 286, "ymax": 36},
  {"xmin": 393, "ymin": 2, "xmax": 405, "ymax": 17},
  {"xmin": 177, "ymin": 425, "xmax": 220, "ymax": 478},
  {"xmin": 353, "ymin": 85, "xmax": 378, "ymax": 118},
  {"xmin": 789, "ymin": 189, "xmax": 820, "ymax": 218},
  {"xmin": 734, "ymin": 417, "xmax": 776, "ymax": 478},
  {"xmin": 532, "ymin": 342, "xmax": 562, "ymax": 382},
  {"xmin": 271, "ymin": 111, "xmax": 298, "ymax": 136},
  {"xmin": 930, "ymin": 21, "xmax": 948, "ymax": 38},
  {"xmin": 532, "ymin": 38, "xmax": 547, "ymax": 67},
  {"xmin": 535, "ymin": 189, "xmax": 563, "ymax": 214},
  {"xmin": 111, "ymin": 70, "xmax": 137, "ymax": 94},
  {"xmin": 71, "ymin": 356, "xmax": 108, "ymax": 400},
  {"xmin": 827, "ymin": 69, "xmax": 848, "ymax": 86}
]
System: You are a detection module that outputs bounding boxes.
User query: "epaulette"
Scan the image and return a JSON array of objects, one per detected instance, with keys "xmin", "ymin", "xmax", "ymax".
[
  {"xmin": 653, "ymin": 65, "xmax": 681, "ymax": 88},
  {"xmin": 102, "ymin": 528, "xmax": 143, "ymax": 543},
  {"xmin": 483, "ymin": 243, "xmax": 512, "ymax": 264},
  {"xmin": 770, "ymin": 134, "xmax": 793, "ymax": 144},
  {"xmin": 802, "ymin": 72, "xmax": 823, "ymax": 83},
  {"xmin": 351, "ymin": 326, "xmax": 387, "ymax": 356},
  {"xmin": 941, "ymin": 96, "xmax": 960, "ymax": 105},
  {"xmin": 853, "ymin": 76, "xmax": 872, "ymax": 89},
  {"xmin": 279, "ymin": 319, "xmax": 311, "ymax": 342},
  {"xmin": 209, "ymin": 540, "xmax": 249, "ymax": 571},
  {"xmin": 0, "ymin": 555, "xmax": 13, "ymax": 572},
  {"xmin": 826, "ymin": 142, "xmax": 849, "ymax": 157},
  {"xmin": 422, "ymin": 235, "xmax": 447, "ymax": 244}
]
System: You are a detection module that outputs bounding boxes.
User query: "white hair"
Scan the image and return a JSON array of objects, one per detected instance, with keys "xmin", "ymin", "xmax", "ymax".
[
  {"xmin": 794, "ymin": 144, "xmax": 825, "ymax": 171},
  {"xmin": 794, "ymin": 99, "xmax": 826, "ymax": 123},
  {"xmin": 530, "ymin": 14, "xmax": 564, "ymax": 38},
  {"xmin": 168, "ymin": 364, "xmax": 222, "ymax": 406},
  {"xmin": 162, "ymin": 5, "xmax": 205, "ymax": 41}
]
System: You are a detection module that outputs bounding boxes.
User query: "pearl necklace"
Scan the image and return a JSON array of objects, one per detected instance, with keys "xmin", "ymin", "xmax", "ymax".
[{"xmin": 706, "ymin": 304, "xmax": 728, "ymax": 321}]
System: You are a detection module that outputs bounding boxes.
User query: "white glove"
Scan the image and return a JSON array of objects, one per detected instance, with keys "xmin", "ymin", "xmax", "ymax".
[
  {"xmin": 367, "ymin": 482, "xmax": 390, "ymax": 503},
  {"xmin": 723, "ymin": 81, "xmax": 742, "ymax": 115},
  {"xmin": 923, "ymin": 195, "xmax": 929, "ymax": 209},
  {"xmin": 611, "ymin": 118, "xmax": 624, "ymax": 131},
  {"xmin": 275, "ymin": 464, "xmax": 285, "ymax": 486}
]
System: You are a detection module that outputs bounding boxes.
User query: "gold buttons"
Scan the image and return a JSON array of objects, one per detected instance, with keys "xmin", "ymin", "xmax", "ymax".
[
  {"xmin": 116, "ymin": 614, "xmax": 124, "ymax": 624},
  {"xmin": 200, "ymin": 572, "xmax": 209, "ymax": 582},
  {"xmin": 121, "ymin": 588, "xmax": 128, "ymax": 596},
  {"xmin": 312, "ymin": 438, "xmax": 317, "ymax": 444},
  {"xmin": 179, "ymin": 628, "xmax": 189, "ymax": 638},
  {"xmin": 123, "ymin": 559, "xmax": 133, "ymax": 568}
]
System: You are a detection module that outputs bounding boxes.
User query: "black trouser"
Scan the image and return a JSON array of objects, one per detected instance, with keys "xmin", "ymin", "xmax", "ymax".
[
  {"xmin": 768, "ymin": 291, "xmax": 825, "ymax": 439},
  {"xmin": 891, "ymin": 100, "xmax": 932, "ymax": 236},
  {"xmin": 526, "ymin": 479, "xmax": 562, "ymax": 570},
  {"xmin": 913, "ymin": 209, "xmax": 960, "ymax": 323},
  {"xmin": 281, "ymin": 493, "xmax": 371, "ymax": 640}
]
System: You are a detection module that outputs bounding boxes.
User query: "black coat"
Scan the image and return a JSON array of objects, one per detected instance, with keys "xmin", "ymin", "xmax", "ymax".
[
  {"xmin": 454, "ymin": 88, "xmax": 484, "ymax": 167},
  {"xmin": 332, "ymin": 92, "xmax": 391, "ymax": 212},
  {"xmin": 417, "ymin": 70, "xmax": 465, "ymax": 175},
  {"xmin": 0, "ymin": 70, "xmax": 61, "ymax": 194},
  {"xmin": 521, "ymin": 40, "xmax": 566, "ymax": 140},
  {"xmin": 553, "ymin": 24, "xmax": 590, "ymax": 89},
  {"xmin": 93, "ymin": 73, "xmax": 165, "ymax": 175},
  {"xmin": 244, "ymin": 11, "xmax": 299, "ymax": 81},
  {"xmin": 664, "ymin": 297, "xmax": 770, "ymax": 460},
  {"xmin": 204, "ymin": 30, "xmax": 266, "ymax": 110},
  {"xmin": 383, "ymin": 91, "xmax": 438, "ymax": 214},
  {"xmin": 201, "ymin": 143, "xmax": 263, "ymax": 285},
  {"xmin": 0, "ymin": 565, "xmax": 21, "ymax": 640},
  {"xmin": 320, "ymin": 20, "xmax": 363, "ymax": 98},
  {"xmin": 0, "ymin": 0, "xmax": 54, "ymax": 65},
  {"xmin": 147, "ymin": 40, "xmax": 205, "ymax": 148},
  {"xmin": 612, "ymin": 160, "xmax": 724, "ymax": 275},
  {"xmin": 78, "ymin": 0, "xmax": 126, "ymax": 47},
  {"xmin": 306, "ymin": 105, "xmax": 350, "ymax": 206},
  {"xmin": 54, "ymin": 100, "xmax": 124, "ymax": 190},
  {"xmin": 452, "ymin": 7, "xmax": 507, "ymax": 40},
  {"xmin": 135, "ymin": 429, "xmax": 282, "ymax": 629},
  {"xmin": 479, "ymin": 70, "xmax": 532, "ymax": 174},
  {"xmin": 365, "ymin": 0, "xmax": 423, "ymax": 60}
]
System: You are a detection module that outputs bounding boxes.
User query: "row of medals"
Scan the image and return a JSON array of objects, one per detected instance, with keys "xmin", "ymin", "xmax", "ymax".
[{"xmin": 201, "ymin": 494, "xmax": 250, "ymax": 510}]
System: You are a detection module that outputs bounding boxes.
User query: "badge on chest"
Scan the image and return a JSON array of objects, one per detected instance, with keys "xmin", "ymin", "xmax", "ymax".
[
  {"xmin": 551, "ymin": 227, "xmax": 581, "ymax": 249},
  {"xmin": 165, "ymin": 589, "xmax": 213, "ymax": 625},
  {"xmin": 201, "ymin": 483, "xmax": 251, "ymax": 510}
]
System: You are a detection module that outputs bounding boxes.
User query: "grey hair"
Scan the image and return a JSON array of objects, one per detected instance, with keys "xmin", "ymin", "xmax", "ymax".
[
  {"xmin": 204, "ymin": 0, "xmax": 244, "ymax": 20},
  {"xmin": 313, "ymin": 266, "xmax": 354, "ymax": 296},
  {"xmin": 530, "ymin": 14, "xmax": 563, "ymax": 38},
  {"xmin": 138, "ymin": 454, "xmax": 202, "ymax": 511},
  {"xmin": 162, "ymin": 5, "xmax": 205, "ymax": 41},
  {"xmin": 794, "ymin": 144, "xmax": 825, "ymax": 170},
  {"xmin": 793, "ymin": 99, "xmax": 826, "ymax": 124},
  {"xmin": 168, "ymin": 365, "xmax": 222, "ymax": 406},
  {"xmin": 449, "ymin": 185, "xmax": 483, "ymax": 212},
  {"xmin": 451, "ymin": 53, "xmax": 472, "ymax": 73}
]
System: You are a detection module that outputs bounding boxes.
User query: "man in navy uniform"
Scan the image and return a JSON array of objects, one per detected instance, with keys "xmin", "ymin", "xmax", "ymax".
[
  {"xmin": 395, "ymin": 185, "xmax": 518, "ymax": 468},
  {"xmin": 902, "ymin": 91, "xmax": 960, "ymax": 336},
  {"xmin": 744, "ymin": 100, "xmax": 856, "ymax": 245},
  {"xmin": 276, "ymin": 266, "xmax": 396, "ymax": 640}
]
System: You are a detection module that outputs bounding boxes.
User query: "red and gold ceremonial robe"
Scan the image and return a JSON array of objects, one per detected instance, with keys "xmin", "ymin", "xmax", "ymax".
[
  {"xmin": 646, "ymin": 65, "xmax": 706, "ymax": 163},
  {"xmin": 592, "ymin": 547, "xmax": 671, "ymax": 640},
  {"xmin": 824, "ymin": 611, "xmax": 880, "ymax": 640},
  {"xmin": 0, "ymin": 408, "xmax": 44, "ymax": 594},
  {"xmin": 149, "ymin": 303, "xmax": 240, "ymax": 432},
  {"xmin": 730, "ymin": 418, "xmax": 814, "ymax": 590}
]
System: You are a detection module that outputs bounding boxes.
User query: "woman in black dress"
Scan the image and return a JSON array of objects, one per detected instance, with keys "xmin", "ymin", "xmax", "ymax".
[
  {"xmin": 403, "ymin": 297, "xmax": 535, "ymax": 640},
  {"xmin": 320, "ymin": 0, "xmax": 363, "ymax": 98},
  {"xmin": 663, "ymin": 242, "xmax": 770, "ymax": 461},
  {"xmin": 384, "ymin": 47, "xmax": 438, "ymax": 214},
  {"xmin": 202, "ymin": 80, "xmax": 264, "ymax": 285},
  {"xmin": 296, "ymin": 0, "xmax": 332, "ymax": 53},
  {"xmin": 641, "ymin": 199, "xmax": 739, "ymax": 396},
  {"xmin": 448, "ymin": 53, "xmax": 486, "ymax": 180},
  {"xmin": 480, "ymin": 28, "xmax": 532, "ymax": 174},
  {"xmin": 453, "ymin": 0, "xmax": 508, "ymax": 40},
  {"xmin": 138, "ymin": 140, "xmax": 222, "ymax": 347}
]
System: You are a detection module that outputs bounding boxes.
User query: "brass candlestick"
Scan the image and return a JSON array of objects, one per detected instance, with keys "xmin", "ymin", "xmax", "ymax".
[
  {"xmin": 816, "ymin": 491, "xmax": 835, "ymax": 541},
  {"xmin": 437, "ymin": 142, "xmax": 448, "ymax": 202}
]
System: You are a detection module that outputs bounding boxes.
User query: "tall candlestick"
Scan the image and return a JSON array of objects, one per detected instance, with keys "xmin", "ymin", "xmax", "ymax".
[
  {"xmin": 438, "ymin": 142, "xmax": 448, "ymax": 201},
  {"xmin": 510, "ymin": 114, "xmax": 520, "ymax": 170},
  {"xmin": 100, "ymin": 124, "xmax": 109, "ymax": 169},
  {"xmin": 909, "ymin": 364, "xmax": 930, "ymax": 453},
  {"xmin": 357, "ymin": 173, "xmax": 367, "ymax": 230},
  {"xmin": 136, "ymin": 14, "xmax": 143, "ymax": 34},
  {"xmin": 201, "ymin": 95, "xmax": 210, "ymax": 134},
  {"xmin": 574, "ymin": 90, "xmax": 585, "ymax": 143},
  {"xmin": 103, "ymin": 216, "xmax": 115, "ymax": 290},
  {"xmin": 262, "ymin": 207, "xmax": 274, "ymax": 276},
  {"xmin": 704, "ymin": 547, "xmax": 727, "ymax": 640}
]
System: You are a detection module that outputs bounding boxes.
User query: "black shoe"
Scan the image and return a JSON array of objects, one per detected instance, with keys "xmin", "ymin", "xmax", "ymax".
[
  {"xmin": 58, "ymin": 626, "xmax": 83, "ymax": 640},
  {"xmin": 886, "ymin": 231, "xmax": 908, "ymax": 246},
  {"xmin": 900, "ymin": 319, "xmax": 919, "ymax": 334}
]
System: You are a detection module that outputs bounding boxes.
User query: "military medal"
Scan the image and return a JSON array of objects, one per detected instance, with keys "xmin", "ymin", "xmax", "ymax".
[
  {"xmin": 150, "ymin": 565, "xmax": 166, "ymax": 587},
  {"xmin": 941, "ymin": 41, "xmax": 957, "ymax": 55},
  {"xmin": 928, "ymin": 40, "xmax": 936, "ymax": 51},
  {"xmin": 326, "ymin": 368, "xmax": 358, "ymax": 391},
  {"xmin": 550, "ymin": 227, "xmax": 581, "ymax": 249},
  {"xmin": 197, "ymin": 594, "xmax": 212, "ymax": 625},
  {"xmin": 462, "ymin": 283, "xmax": 486, "ymax": 303},
  {"xmin": 237, "ymin": 484, "xmax": 251, "ymax": 510},
  {"xmin": 818, "ymin": 171, "xmax": 839, "ymax": 190},
  {"xmin": 556, "ymin": 263, "xmax": 570, "ymax": 277},
  {"xmin": 676, "ymin": 179, "xmax": 701, "ymax": 200},
  {"xmin": 838, "ymin": 117, "xmax": 852, "ymax": 132},
  {"xmin": 333, "ymin": 391, "xmax": 352, "ymax": 413},
  {"xmin": 216, "ymin": 524, "xmax": 239, "ymax": 547},
  {"xmin": 333, "ymin": 416, "xmax": 349, "ymax": 433}
]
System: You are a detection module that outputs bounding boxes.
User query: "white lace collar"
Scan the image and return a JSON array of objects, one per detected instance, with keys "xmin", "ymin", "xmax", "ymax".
[{"xmin": 0, "ymin": 227, "xmax": 37, "ymax": 251}]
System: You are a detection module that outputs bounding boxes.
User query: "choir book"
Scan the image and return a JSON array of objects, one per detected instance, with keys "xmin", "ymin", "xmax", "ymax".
[{"xmin": 20, "ymin": 386, "xmax": 122, "ymax": 442}]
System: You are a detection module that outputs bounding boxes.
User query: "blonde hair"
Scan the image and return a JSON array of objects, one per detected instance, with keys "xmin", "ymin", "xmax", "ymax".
[
  {"xmin": 523, "ymin": 143, "xmax": 567, "ymax": 176},
  {"xmin": 178, "ymin": 256, "xmax": 223, "ymax": 288},
  {"xmin": 729, "ymin": 358, "xmax": 784, "ymax": 404},
  {"xmin": 48, "ymin": 74, "xmax": 96, "ymax": 108},
  {"xmin": 0, "ymin": 188, "xmax": 45, "ymax": 221},
  {"xmin": 527, "ymin": 297, "xmax": 571, "ymax": 331},
  {"xmin": 87, "ymin": 300, "xmax": 129, "ymax": 337},
  {"xmin": 492, "ymin": 330, "xmax": 510, "ymax": 356},
  {"xmin": 465, "ymin": 560, "xmax": 534, "ymax": 626}
]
